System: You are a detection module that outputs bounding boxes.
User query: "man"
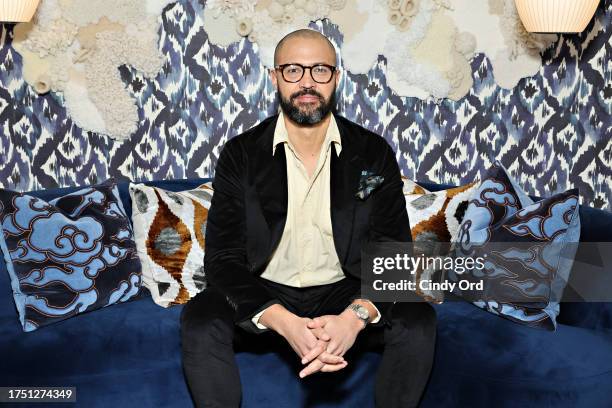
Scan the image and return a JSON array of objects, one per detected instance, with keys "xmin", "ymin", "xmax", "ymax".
[{"xmin": 180, "ymin": 29, "xmax": 436, "ymax": 407}]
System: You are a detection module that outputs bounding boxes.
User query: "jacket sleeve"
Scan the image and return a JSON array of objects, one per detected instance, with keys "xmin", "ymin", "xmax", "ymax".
[
  {"xmin": 350, "ymin": 140, "xmax": 412, "ymax": 328},
  {"xmin": 204, "ymin": 139, "xmax": 280, "ymax": 333}
]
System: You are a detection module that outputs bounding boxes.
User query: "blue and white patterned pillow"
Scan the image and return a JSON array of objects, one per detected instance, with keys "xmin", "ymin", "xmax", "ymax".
[
  {"xmin": 0, "ymin": 178, "xmax": 142, "ymax": 332},
  {"xmin": 447, "ymin": 161, "xmax": 581, "ymax": 330}
]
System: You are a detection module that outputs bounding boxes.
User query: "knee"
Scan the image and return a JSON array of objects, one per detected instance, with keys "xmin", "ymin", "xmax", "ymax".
[
  {"xmin": 181, "ymin": 314, "xmax": 234, "ymax": 355},
  {"xmin": 180, "ymin": 293, "xmax": 234, "ymax": 353},
  {"xmin": 387, "ymin": 302, "xmax": 437, "ymax": 343},
  {"xmin": 392, "ymin": 302, "xmax": 436, "ymax": 325}
]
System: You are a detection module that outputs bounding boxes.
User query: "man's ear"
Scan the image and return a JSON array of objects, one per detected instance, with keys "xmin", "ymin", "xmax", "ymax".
[
  {"xmin": 335, "ymin": 68, "xmax": 341, "ymax": 87},
  {"xmin": 269, "ymin": 68, "xmax": 278, "ymax": 89}
]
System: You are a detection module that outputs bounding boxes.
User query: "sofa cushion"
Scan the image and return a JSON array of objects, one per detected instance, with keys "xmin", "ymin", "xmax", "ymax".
[
  {"xmin": 0, "ymin": 178, "xmax": 142, "ymax": 331},
  {"xmin": 447, "ymin": 161, "xmax": 581, "ymax": 330},
  {"xmin": 0, "ymin": 253, "xmax": 194, "ymax": 406},
  {"xmin": 405, "ymin": 182, "xmax": 477, "ymax": 243},
  {"xmin": 403, "ymin": 179, "xmax": 478, "ymax": 303},
  {"xmin": 129, "ymin": 182, "xmax": 213, "ymax": 307},
  {"xmin": 421, "ymin": 301, "xmax": 612, "ymax": 408},
  {"xmin": 0, "ymin": 254, "xmax": 381, "ymax": 407}
]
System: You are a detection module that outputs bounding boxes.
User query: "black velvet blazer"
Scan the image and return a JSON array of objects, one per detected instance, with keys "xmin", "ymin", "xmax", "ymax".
[{"xmin": 204, "ymin": 113, "xmax": 412, "ymax": 333}]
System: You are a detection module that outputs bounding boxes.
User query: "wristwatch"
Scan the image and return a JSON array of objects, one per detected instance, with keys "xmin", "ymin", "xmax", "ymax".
[{"xmin": 346, "ymin": 304, "xmax": 369, "ymax": 328}]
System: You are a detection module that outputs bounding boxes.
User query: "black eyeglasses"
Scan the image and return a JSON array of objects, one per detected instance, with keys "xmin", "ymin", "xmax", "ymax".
[{"xmin": 275, "ymin": 63, "xmax": 337, "ymax": 84}]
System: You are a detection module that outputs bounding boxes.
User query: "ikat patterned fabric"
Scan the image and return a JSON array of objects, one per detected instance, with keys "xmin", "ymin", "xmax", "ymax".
[
  {"xmin": 447, "ymin": 161, "xmax": 581, "ymax": 330},
  {"xmin": 402, "ymin": 177, "xmax": 430, "ymax": 195},
  {"xmin": 129, "ymin": 182, "xmax": 212, "ymax": 307},
  {"xmin": 404, "ymin": 179, "xmax": 478, "ymax": 303},
  {"xmin": 0, "ymin": 178, "xmax": 142, "ymax": 332},
  {"xmin": 406, "ymin": 182, "xmax": 478, "ymax": 243},
  {"xmin": 0, "ymin": 1, "xmax": 609, "ymax": 211}
]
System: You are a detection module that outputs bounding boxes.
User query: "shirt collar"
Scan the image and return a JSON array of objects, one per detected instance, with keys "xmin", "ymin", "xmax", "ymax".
[{"xmin": 272, "ymin": 111, "xmax": 342, "ymax": 156}]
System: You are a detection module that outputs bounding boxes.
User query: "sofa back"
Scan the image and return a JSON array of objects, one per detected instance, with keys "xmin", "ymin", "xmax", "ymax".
[{"xmin": 1, "ymin": 178, "xmax": 610, "ymax": 332}]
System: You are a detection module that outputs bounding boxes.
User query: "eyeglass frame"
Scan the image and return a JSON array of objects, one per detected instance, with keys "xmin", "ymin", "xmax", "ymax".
[{"xmin": 274, "ymin": 63, "xmax": 338, "ymax": 84}]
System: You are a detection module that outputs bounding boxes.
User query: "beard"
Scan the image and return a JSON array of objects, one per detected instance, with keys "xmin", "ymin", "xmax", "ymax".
[{"xmin": 279, "ymin": 88, "xmax": 336, "ymax": 125}]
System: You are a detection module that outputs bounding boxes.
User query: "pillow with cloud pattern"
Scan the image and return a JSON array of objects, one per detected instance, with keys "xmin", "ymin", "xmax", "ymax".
[
  {"xmin": 446, "ymin": 161, "xmax": 581, "ymax": 330},
  {"xmin": 0, "ymin": 178, "xmax": 142, "ymax": 332}
]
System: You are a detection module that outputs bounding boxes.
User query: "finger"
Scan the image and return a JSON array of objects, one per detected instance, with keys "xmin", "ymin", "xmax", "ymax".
[
  {"xmin": 301, "ymin": 343, "xmax": 325, "ymax": 365},
  {"xmin": 326, "ymin": 341, "xmax": 341, "ymax": 355},
  {"xmin": 317, "ymin": 352, "xmax": 345, "ymax": 365},
  {"xmin": 298, "ymin": 337, "xmax": 318, "ymax": 358},
  {"xmin": 304, "ymin": 329, "xmax": 321, "ymax": 350},
  {"xmin": 320, "ymin": 361, "xmax": 348, "ymax": 373},
  {"xmin": 299, "ymin": 359, "xmax": 324, "ymax": 378},
  {"xmin": 315, "ymin": 316, "xmax": 333, "ymax": 326},
  {"xmin": 307, "ymin": 318, "xmax": 324, "ymax": 329},
  {"xmin": 309, "ymin": 327, "xmax": 331, "ymax": 341}
]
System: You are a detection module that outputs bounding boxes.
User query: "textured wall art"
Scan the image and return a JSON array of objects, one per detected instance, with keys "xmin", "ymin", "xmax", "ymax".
[
  {"xmin": 0, "ymin": 0, "xmax": 610, "ymax": 211},
  {"xmin": 11, "ymin": 0, "xmax": 175, "ymax": 140},
  {"xmin": 204, "ymin": 0, "xmax": 558, "ymax": 100}
]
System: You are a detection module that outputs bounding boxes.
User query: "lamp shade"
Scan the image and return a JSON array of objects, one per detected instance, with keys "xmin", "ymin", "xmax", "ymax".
[
  {"xmin": 514, "ymin": 0, "xmax": 600, "ymax": 33},
  {"xmin": 0, "ymin": 0, "xmax": 40, "ymax": 22}
]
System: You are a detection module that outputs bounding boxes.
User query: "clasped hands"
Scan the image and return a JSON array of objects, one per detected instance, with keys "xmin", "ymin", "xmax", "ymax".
[{"xmin": 264, "ymin": 306, "xmax": 367, "ymax": 379}]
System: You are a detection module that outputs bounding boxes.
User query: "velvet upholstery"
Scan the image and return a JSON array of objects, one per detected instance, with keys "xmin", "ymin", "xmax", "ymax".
[
  {"xmin": 1, "ymin": 178, "xmax": 611, "ymax": 407},
  {"xmin": 421, "ymin": 301, "xmax": 612, "ymax": 408}
]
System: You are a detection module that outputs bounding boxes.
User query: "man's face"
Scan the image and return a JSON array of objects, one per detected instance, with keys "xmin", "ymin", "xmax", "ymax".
[{"xmin": 271, "ymin": 37, "xmax": 339, "ymax": 125}]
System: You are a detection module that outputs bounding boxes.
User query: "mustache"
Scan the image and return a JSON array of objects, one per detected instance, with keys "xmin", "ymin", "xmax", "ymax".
[{"xmin": 290, "ymin": 89, "xmax": 324, "ymax": 101}]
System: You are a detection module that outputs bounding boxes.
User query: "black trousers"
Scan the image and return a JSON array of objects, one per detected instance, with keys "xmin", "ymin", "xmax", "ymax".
[{"xmin": 180, "ymin": 277, "xmax": 437, "ymax": 408}]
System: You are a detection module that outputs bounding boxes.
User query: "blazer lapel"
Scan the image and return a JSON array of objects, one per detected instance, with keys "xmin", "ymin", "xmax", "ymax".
[
  {"xmin": 330, "ymin": 119, "xmax": 364, "ymax": 266},
  {"xmin": 253, "ymin": 115, "xmax": 288, "ymax": 255}
]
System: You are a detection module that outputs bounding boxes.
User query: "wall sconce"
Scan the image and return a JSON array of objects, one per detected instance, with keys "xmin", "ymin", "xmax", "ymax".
[
  {"xmin": 0, "ymin": 0, "xmax": 40, "ymax": 23},
  {"xmin": 514, "ymin": 0, "xmax": 600, "ymax": 33}
]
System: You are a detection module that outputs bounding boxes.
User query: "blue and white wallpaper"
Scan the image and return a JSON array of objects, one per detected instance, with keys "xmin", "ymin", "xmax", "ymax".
[{"xmin": 0, "ymin": 0, "xmax": 610, "ymax": 210}]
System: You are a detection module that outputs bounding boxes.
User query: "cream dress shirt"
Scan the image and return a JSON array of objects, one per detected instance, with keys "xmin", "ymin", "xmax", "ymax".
[{"xmin": 252, "ymin": 112, "xmax": 379, "ymax": 328}]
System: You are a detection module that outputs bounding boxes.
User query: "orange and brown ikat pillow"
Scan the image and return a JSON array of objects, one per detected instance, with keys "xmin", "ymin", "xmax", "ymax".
[
  {"xmin": 402, "ymin": 177, "xmax": 479, "ymax": 303},
  {"xmin": 129, "ymin": 182, "xmax": 213, "ymax": 307}
]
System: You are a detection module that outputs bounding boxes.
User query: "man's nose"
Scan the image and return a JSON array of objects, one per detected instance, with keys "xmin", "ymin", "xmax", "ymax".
[{"xmin": 299, "ymin": 68, "xmax": 316, "ymax": 88}]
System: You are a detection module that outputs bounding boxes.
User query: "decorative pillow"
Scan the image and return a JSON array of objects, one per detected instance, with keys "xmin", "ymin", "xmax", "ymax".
[
  {"xmin": 0, "ymin": 178, "xmax": 142, "ymax": 332},
  {"xmin": 447, "ymin": 161, "xmax": 581, "ymax": 330},
  {"xmin": 402, "ymin": 177, "xmax": 478, "ymax": 303},
  {"xmin": 406, "ymin": 183, "xmax": 478, "ymax": 243},
  {"xmin": 129, "ymin": 182, "xmax": 212, "ymax": 307},
  {"xmin": 402, "ymin": 177, "xmax": 430, "ymax": 195}
]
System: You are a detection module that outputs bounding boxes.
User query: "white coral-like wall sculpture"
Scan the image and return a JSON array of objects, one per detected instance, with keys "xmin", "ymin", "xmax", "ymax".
[
  {"xmin": 12, "ymin": 0, "xmax": 558, "ymax": 140},
  {"xmin": 12, "ymin": 0, "xmax": 175, "ymax": 141},
  {"xmin": 204, "ymin": 0, "xmax": 557, "ymax": 100}
]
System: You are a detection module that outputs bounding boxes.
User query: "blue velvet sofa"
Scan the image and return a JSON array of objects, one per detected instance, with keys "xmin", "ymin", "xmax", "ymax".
[{"xmin": 1, "ymin": 178, "xmax": 611, "ymax": 407}]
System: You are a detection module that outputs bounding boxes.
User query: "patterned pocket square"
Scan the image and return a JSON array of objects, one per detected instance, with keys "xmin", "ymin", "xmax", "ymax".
[{"xmin": 355, "ymin": 170, "xmax": 384, "ymax": 200}]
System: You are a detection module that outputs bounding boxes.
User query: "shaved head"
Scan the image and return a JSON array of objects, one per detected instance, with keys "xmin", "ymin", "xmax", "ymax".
[
  {"xmin": 273, "ymin": 29, "xmax": 337, "ymax": 66},
  {"xmin": 271, "ymin": 28, "xmax": 339, "ymax": 126}
]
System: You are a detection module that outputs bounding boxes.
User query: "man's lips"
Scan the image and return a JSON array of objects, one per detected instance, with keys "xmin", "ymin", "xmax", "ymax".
[{"xmin": 294, "ymin": 94, "xmax": 320, "ymax": 103}]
